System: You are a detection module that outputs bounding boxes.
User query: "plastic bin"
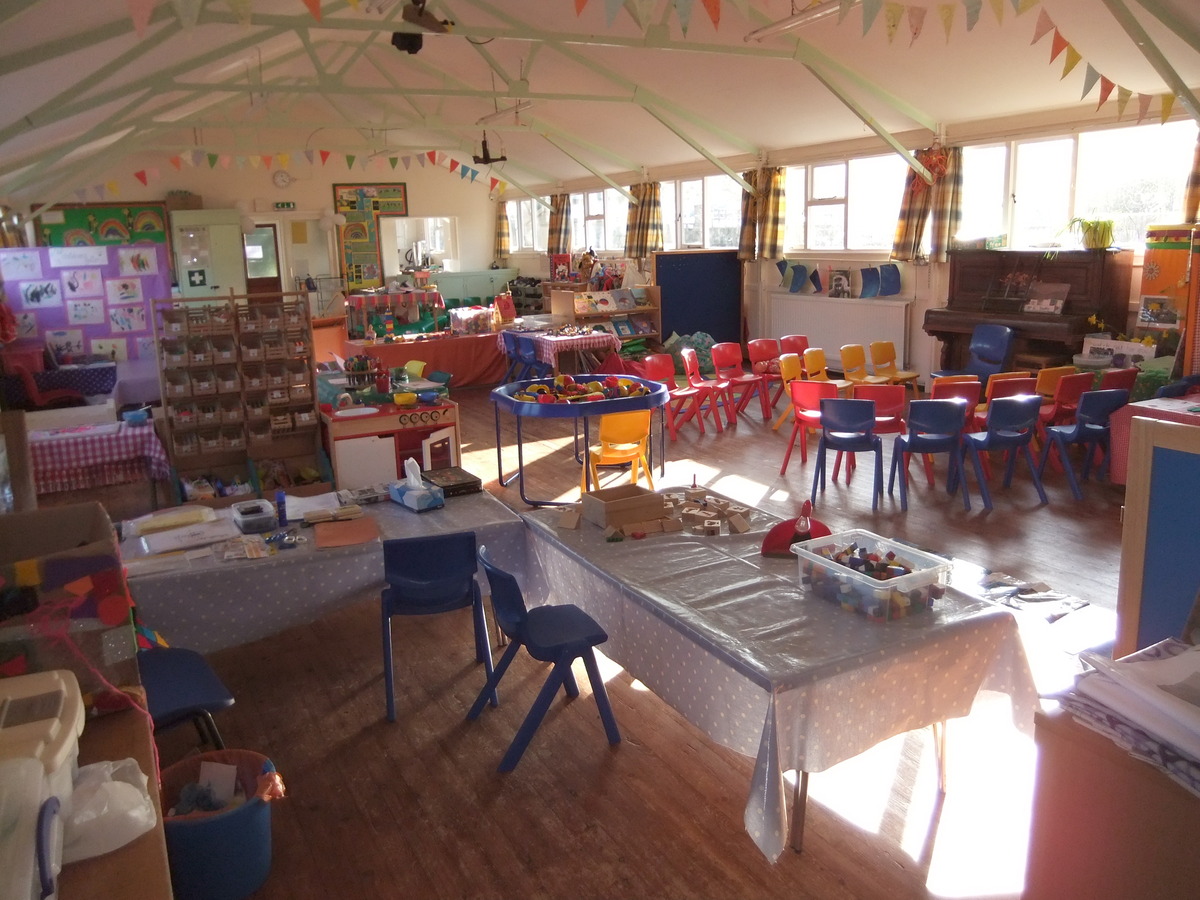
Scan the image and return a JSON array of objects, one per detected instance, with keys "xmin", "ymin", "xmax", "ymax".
[{"xmin": 160, "ymin": 750, "xmax": 276, "ymax": 900}]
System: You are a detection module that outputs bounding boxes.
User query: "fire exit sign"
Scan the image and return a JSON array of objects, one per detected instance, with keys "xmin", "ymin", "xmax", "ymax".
[{"xmin": 273, "ymin": 201, "xmax": 295, "ymax": 210}]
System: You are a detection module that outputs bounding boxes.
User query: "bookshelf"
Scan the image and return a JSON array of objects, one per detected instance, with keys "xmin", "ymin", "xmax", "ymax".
[{"xmin": 548, "ymin": 284, "xmax": 661, "ymax": 343}]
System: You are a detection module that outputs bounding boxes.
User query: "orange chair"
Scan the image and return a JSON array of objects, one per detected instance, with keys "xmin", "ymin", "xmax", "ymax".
[
  {"xmin": 581, "ymin": 410, "xmax": 654, "ymax": 493},
  {"xmin": 780, "ymin": 379, "xmax": 838, "ymax": 474},
  {"xmin": 643, "ymin": 353, "xmax": 705, "ymax": 440},
  {"xmin": 747, "ymin": 338, "xmax": 784, "ymax": 409},
  {"xmin": 681, "ymin": 347, "xmax": 733, "ymax": 431},
  {"xmin": 801, "ymin": 348, "xmax": 852, "ymax": 394},
  {"xmin": 1098, "ymin": 367, "xmax": 1139, "ymax": 392},
  {"xmin": 1033, "ymin": 365, "xmax": 1076, "ymax": 399},
  {"xmin": 711, "ymin": 341, "xmax": 771, "ymax": 421},
  {"xmin": 10, "ymin": 363, "xmax": 86, "ymax": 411},
  {"xmin": 770, "ymin": 353, "xmax": 806, "ymax": 431},
  {"xmin": 869, "ymin": 340, "xmax": 920, "ymax": 400},
  {"xmin": 839, "ymin": 344, "xmax": 891, "ymax": 389}
]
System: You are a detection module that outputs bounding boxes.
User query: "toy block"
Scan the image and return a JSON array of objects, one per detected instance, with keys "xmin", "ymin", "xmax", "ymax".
[
  {"xmin": 684, "ymin": 487, "xmax": 707, "ymax": 502},
  {"xmin": 683, "ymin": 509, "xmax": 709, "ymax": 526},
  {"xmin": 707, "ymin": 498, "xmax": 730, "ymax": 513},
  {"xmin": 664, "ymin": 492, "xmax": 685, "ymax": 504},
  {"xmin": 661, "ymin": 516, "xmax": 685, "ymax": 533},
  {"xmin": 726, "ymin": 504, "xmax": 750, "ymax": 520},
  {"xmin": 557, "ymin": 505, "xmax": 582, "ymax": 529},
  {"xmin": 702, "ymin": 519, "xmax": 722, "ymax": 536},
  {"xmin": 622, "ymin": 521, "xmax": 646, "ymax": 537},
  {"xmin": 727, "ymin": 513, "xmax": 751, "ymax": 534},
  {"xmin": 641, "ymin": 518, "xmax": 664, "ymax": 533},
  {"xmin": 603, "ymin": 525, "xmax": 623, "ymax": 541}
]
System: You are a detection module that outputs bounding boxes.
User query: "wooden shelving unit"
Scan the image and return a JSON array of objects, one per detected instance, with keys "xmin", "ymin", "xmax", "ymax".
[
  {"xmin": 152, "ymin": 291, "xmax": 326, "ymax": 502},
  {"xmin": 548, "ymin": 284, "xmax": 661, "ymax": 342}
]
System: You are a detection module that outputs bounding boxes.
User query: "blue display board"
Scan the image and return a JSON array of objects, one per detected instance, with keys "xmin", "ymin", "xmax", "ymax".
[
  {"xmin": 1138, "ymin": 444, "xmax": 1200, "ymax": 649},
  {"xmin": 653, "ymin": 250, "xmax": 741, "ymax": 344}
]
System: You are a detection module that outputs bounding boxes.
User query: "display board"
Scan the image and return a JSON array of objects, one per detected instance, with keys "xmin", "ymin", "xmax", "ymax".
[
  {"xmin": 652, "ymin": 249, "xmax": 741, "ymax": 343},
  {"xmin": 32, "ymin": 201, "xmax": 173, "ymax": 282},
  {"xmin": 333, "ymin": 183, "xmax": 408, "ymax": 292},
  {"xmin": 0, "ymin": 243, "xmax": 170, "ymax": 361}
]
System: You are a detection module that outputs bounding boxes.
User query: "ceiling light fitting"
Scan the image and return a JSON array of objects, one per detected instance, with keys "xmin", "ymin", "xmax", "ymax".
[
  {"xmin": 473, "ymin": 131, "xmax": 506, "ymax": 165},
  {"xmin": 744, "ymin": 0, "xmax": 859, "ymax": 42},
  {"xmin": 476, "ymin": 101, "xmax": 533, "ymax": 125}
]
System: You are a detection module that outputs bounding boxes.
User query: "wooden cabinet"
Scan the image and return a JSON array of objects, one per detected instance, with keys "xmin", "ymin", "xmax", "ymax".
[
  {"xmin": 548, "ymin": 284, "xmax": 661, "ymax": 343},
  {"xmin": 152, "ymin": 293, "xmax": 324, "ymax": 501}
]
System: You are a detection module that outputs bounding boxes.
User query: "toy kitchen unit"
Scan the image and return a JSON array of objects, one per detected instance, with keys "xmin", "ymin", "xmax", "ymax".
[{"xmin": 320, "ymin": 399, "xmax": 460, "ymax": 491}]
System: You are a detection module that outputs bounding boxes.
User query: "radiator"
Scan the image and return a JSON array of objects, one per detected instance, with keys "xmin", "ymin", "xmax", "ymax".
[{"xmin": 766, "ymin": 291, "xmax": 912, "ymax": 371}]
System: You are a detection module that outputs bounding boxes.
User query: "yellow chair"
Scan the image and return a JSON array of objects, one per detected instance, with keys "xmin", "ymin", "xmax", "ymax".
[
  {"xmin": 840, "ymin": 343, "xmax": 891, "ymax": 389},
  {"xmin": 771, "ymin": 352, "xmax": 806, "ymax": 431},
  {"xmin": 1033, "ymin": 364, "xmax": 1077, "ymax": 399},
  {"xmin": 582, "ymin": 410, "xmax": 655, "ymax": 493},
  {"xmin": 802, "ymin": 348, "xmax": 852, "ymax": 394},
  {"xmin": 404, "ymin": 359, "xmax": 427, "ymax": 379},
  {"xmin": 869, "ymin": 340, "xmax": 921, "ymax": 400}
]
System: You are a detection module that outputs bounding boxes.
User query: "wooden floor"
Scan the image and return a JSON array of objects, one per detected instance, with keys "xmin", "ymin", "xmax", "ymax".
[{"xmin": 62, "ymin": 384, "xmax": 1128, "ymax": 899}]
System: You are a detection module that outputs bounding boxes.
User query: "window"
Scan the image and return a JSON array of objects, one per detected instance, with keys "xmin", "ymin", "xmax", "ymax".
[
  {"xmin": 505, "ymin": 197, "xmax": 550, "ymax": 252},
  {"xmin": 782, "ymin": 154, "xmax": 905, "ymax": 252},
  {"xmin": 656, "ymin": 175, "xmax": 741, "ymax": 250},
  {"xmin": 563, "ymin": 188, "xmax": 630, "ymax": 253}
]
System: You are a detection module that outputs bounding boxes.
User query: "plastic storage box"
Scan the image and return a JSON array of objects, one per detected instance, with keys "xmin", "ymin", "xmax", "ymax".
[{"xmin": 791, "ymin": 529, "xmax": 950, "ymax": 621}]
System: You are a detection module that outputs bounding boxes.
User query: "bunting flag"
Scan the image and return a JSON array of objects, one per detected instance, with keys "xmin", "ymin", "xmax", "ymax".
[
  {"xmin": 302, "ymin": 0, "xmax": 321, "ymax": 23},
  {"xmin": 575, "ymin": 0, "xmax": 587, "ymax": 15},
  {"xmin": 134, "ymin": 170, "xmax": 148, "ymax": 185},
  {"xmin": 1061, "ymin": 45, "xmax": 1081, "ymax": 79},
  {"xmin": 937, "ymin": 4, "xmax": 955, "ymax": 41},
  {"xmin": 907, "ymin": 5, "xmax": 926, "ymax": 45},
  {"xmin": 206, "ymin": 153, "xmax": 219, "ymax": 168},
  {"xmin": 169, "ymin": 155, "xmax": 183, "ymax": 170},
  {"xmin": 402, "ymin": 155, "xmax": 412, "ymax": 169},
  {"xmin": 346, "ymin": 154, "xmax": 356, "ymax": 168},
  {"xmin": 277, "ymin": 152, "xmax": 290, "ymax": 169},
  {"xmin": 1161, "ymin": 93, "xmax": 1175, "ymax": 123},
  {"xmin": 304, "ymin": 149, "xmax": 315, "ymax": 164},
  {"xmin": 962, "ymin": 0, "xmax": 981, "ymax": 30},
  {"xmin": 319, "ymin": 149, "xmax": 331, "ymax": 165},
  {"xmin": 839, "ymin": 0, "xmax": 857, "ymax": 23},
  {"xmin": 261, "ymin": 154, "xmax": 273, "ymax": 168},
  {"xmin": 987, "ymin": 0, "xmax": 1004, "ymax": 24},
  {"xmin": 673, "ymin": 0, "xmax": 693, "ymax": 34},
  {"xmin": 449, "ymin": 159, "xmax": 459, "ymax": 173},
  {"xmin": 415, "ymin": 154, "xmax": 426, "ymax": 166},
  {"xmin": 490, "ymin": 177, "xmax": 500, "ymax": 191},
  {"xmin": 883, "ymin": 3, "xmax": 903, "ymax": 42},
  {"xmin": 1097, "ymin": 77, "xmax": 1115, "ymax": 109},
  {"xmin": 427, "ymin": 150, "xmax": 437, "ymax": 164},
  {"xmin": 94, "ymin": 185, "xmax": 106, "ymax": 200},
  {"xmin": 1031, "ymin": 8, "xmax": 1053, "ymax": 44},
  {"xmin": 388, "ymin": 157, "xmax": 399, "ymax": 169},
  {"xmin": 701, "ymin": 0, "xmax": 720, "ymax": 28},
  {"xmin": 247, "ymin": 156, "xmax": 260, "ymax": 168},
  {"xmin": 862, "ymin": 0, "xmax": 882, "ymax": 35},
  {"xmin": 1137, "ymin": 93, "xmax": 1153, "ymax": 123},
  {"xmin": 605, "ymin": 0, "xmax": 624, "ymax": 27},
  {"xmin": 1116, "ymin": 87, "xmax": 1132, "ymax": 118},
  {"xmin": 220, "ymin": 154, "xmax": 232, "ymax": 169},
  {"xmin": 75, "ymin": 189, "xmax": 88, "ymax": 203},
  {"xmin": 1081, "ymin": 64, "xmax": 1100, "ymax": 100},
  {"xmin": 169, "ymin": 0, "xmax": 201, "ymax": 28},
  {"xmin": 105, "ymin": 180, "xmax": 119, "ymax": 197},
  {"xmin": 126, "ymin": 0, "xmax": 155, "ymax": 37},
  {"xmin": 191, "ymin": 149, "xmax": 204, "ymax": 167}
]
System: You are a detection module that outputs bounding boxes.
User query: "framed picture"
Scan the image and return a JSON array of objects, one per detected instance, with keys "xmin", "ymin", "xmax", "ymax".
[
  {"xmin": 612, "ymin": 317, "xmax": 635, "ymax": 337},
  {"xmin": 1138, "ymin": 294, "xmax": 1180, "ymax": 330}
]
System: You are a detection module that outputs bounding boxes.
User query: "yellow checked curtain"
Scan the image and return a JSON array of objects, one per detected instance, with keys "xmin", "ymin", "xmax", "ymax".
[
  {"xmin": 494, "ymin": 200, "xmax": 510, "ymax": 264},
  {"xmin": 1185, "ymin": 129, "xmax": 1200, "ymax": 224},
  {"xmin": 547, "ymin": 193, "xmax": 571, "ymax": 255},
  {"xmin": 737, "ymin": 167, "xmax": 784, "ymax": 261},
  {"xmin": 624, "ymin": 182, "xmax": 664, "ymax": 259},
  {"xmin": 891, "ymin": 145, "xmax": 962, "ymax": 264}
]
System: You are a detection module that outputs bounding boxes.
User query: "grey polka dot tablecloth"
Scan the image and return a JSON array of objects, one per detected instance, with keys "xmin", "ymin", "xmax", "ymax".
[
  {"xmin": 522, "ymin": 493, "xmax": 1038, "ymax": 862},
  {"xmin": 122, "ymin": 491, "xmax": 543, "ymax": 654}
]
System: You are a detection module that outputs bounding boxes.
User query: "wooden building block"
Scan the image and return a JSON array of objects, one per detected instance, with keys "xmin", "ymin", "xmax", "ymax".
[
  {"xmin": 661, "ymin": 517, "xmax": 685, "ymax": 533},
  {"xmin": 726, "ymin": 504, "xmax": 750, "ymax": 520},
  {"xmin": 727, "ymin": 513, "xmax": 751, "ymax": 534},
  {"xmin": 603, "ymin": 525, "xmax": 623, "ymax": 541},
  {"xmin": 702, "ymin": 519, "xmax": 722, "ymax": 536},
  {"xmin": 685, "ymin": 487, "xmax": 707, "ymax": 502},
  {"xmin": 557, "ymin": 505, "xmax": 582, "ymax": 529}
]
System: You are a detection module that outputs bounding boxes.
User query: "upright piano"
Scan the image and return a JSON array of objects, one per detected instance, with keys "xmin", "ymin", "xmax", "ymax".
[{"xmin": 924, "ymin": 249, "xmax": 1133, "ymax": 370}]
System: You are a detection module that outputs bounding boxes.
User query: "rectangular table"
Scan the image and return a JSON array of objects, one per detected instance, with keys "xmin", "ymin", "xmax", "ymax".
[
  {"xmin": 29, "ymin": 421, "xmax": 170, "ymax": 495},
  {"xmin": 344, "ymin": 334, "xmax": 507, "ymax": 386},
  {"xmin": 529, "ymin": 331, "xmax": 622, "ymax": 374},
  {"xmin": 123, "ymin": 491, "xmax": 546, "ymax": 654},
  {"xmin": 1108, "ymin": 396, "xmax": 1200, "ymax": 485},
  {"xmin": 521, "ymin": 498, "xmax": 1037, "ymax": 861}
]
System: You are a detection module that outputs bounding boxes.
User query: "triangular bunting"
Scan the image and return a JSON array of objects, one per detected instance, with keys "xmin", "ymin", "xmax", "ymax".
[
  {"xmin": 469, "ymin": 169, "xmax": 479, "ymax": 183},
  {"xmin": 883, "ymin": 3, "xmax": 904, "ymax": 42},
  {"xmin": 962, "ymin": 0, "xmax": 981, "ymax": 31},
  {"xmin": 415, "ymin": 154, "xmax": 426, "ymax": 167},
  {"xmin": 427, "ymin": 150, "xmax": 437, "ymax": 164},
  {"xmin": 497, "ymin": 181, "xmax": 507, "ymax": 194},
  {"xmin": 1080, "ymin": 64, "xmax": 1100, "ymax": 99},
  {"xmin": 319, "ymin": 149, "xmax": 331, "ymax": 165},
  {"xmin": 248, "ymin": 156, "xmax": 260, "ymax": 168},
  {"xmin": 126, "ymin": 0, "xmax": 155, "ymax": 37},
  {"xmin": 304, "ymin": 149, "xmax": 315, "ymax": 164},
  {"xmin": 191, "ymin": 149, "xmax": 205, "ymax": 167},
  {"xmin": 1161, "ymin": 93, "xmax": 1175, "ymax": 123},
  {"xmin": 170, "ymin": 155, "xmax": 183, "ymax": 170},
  {"xmin": 575, "ymin": 0, "xmax": 588, "ymax": 14},
  {"xmin": 1049, "ymin": 29, "xmax": 1068, "ymax": 62},
  {"xmin": 261, "ymin": 155, "xmax": 273, "ymax": 169},
  {"xmin": 346, "ymin": 154, "xmax": 356, "ymax": 168},
  {"xmin": 1097, "ymin": 77, "xmax": 1115, "ymax": 109},
  {"xmin": 862, "ymin": 0, "xmax": 883, "ymax": 34},
  {"xmin": 94, "ymin": 185, "xmax": 106, "ymax": 200},
  {"xmin": 169, "ymin": 0, "xmax": 201, "ymax": 28},
  {"xmin": 907, "ymin": 5, "xmax": 926, "ymax": 45},
  {"xmin": 1116, "ymin": 86, "xmax": 1132, "ymax": 118},
  {"xmin": 1061, "ymin": 46, "xmax": 1081, "ymax": 79},
  {"xmin": 105, "ymin": 180, "xmax": 119, "ymax": 196},
  {"xmin": 839, "ymin": 0, "xmax": 856, "ymax": 22},
  {"xmin": 937, "ymin": 4, "xmax": 955, "ymax": 41},
  {"xmin": 225, "ymin": 0, "xmax": 252, "ymax": 26},
  {"xmin": 459, "ymin": 166, "xmax": 469, "ymax": 179},
  {"xmin": 75, "ymin": 189, "xmax": 88, "ymax": 203},
  {"xmin": 449, "ymin": 159, "xmax": 459, "ymax": 173},
  {"xmin": 302, "ymin": 0, "xmax": 321, "ymax": 22},
  {"xmin": 207, "ymin": 153, "xmax": 219, "ymax": 168},
  {"xmin": 673, "ymin": 0, "xmax": 693, "ymax": 34},
  {"xmin": 1031, "ymin": 8, "xmax": 1054, "ymax": 43},
  {"xmin": 220, "ymin": 154, "xmax": 232, "ymax": 169},
  {"xmin": 402, "ymin": 156, "xmax": 412, "ymax": 169},
  {"xmin": 1137, "ymin": 93, "xmax": 1153, "ymax": 123},
  {"xmin": 277, "ymin": 153, "xmax": 290, "ymax": 169},
  {"xmin": 1015, "ymin": 0, "xmax": 1038, "ymax": 13},
  {"xmin": 389, "ymin": 157, "xmax": 399, "ymax": 169},
  {"xmin": 701, "ymin": 0, "xmax": 720, "ymax": 29},
  {"xmin": 134, "ymin": 170, "xmax": 148, "ymax": 185},
  {"xmin": 235, "ymin": 156, "xmax": 247, "ymax": 169},
  {"xmin": 148, "ymin": 166, "xmax": 160, "ymax": 181},
  {"xmin": 435, "ymin": 151, "xmax": 446, "ymax": 166},
  {"xmin": 988, "ymin": 0, "xmax": 1004, "ymax": 25},
  {"xmin": 490, "ymin": 177, "xmax": 500, "ymax": 191}
]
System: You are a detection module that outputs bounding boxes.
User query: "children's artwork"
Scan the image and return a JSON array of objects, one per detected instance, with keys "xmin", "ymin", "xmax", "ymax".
[
  {"xmin": 67, "ymin": 299, "xmax": 105, "ymax": 324},
  {"xmin": 879, "ymin": 263, "xmax": 902, "ymax": 296},
  {"xmin": 19, "ymin": 280, "xmax": 62, "ymax": 308},
  {"xmin": 45, "ymin": 328, "xmax": 85, "ymax": 361},
  {"xmin": 105, "ymin": 277, "xmax": 143, "ymax": 305},
  {"xmin": 859, "ymin": 267, "xmax": 880, "ymax": 298},
  {"xmin": 1138, "ymin": 294, "xmax": 1180, "ymax": 330},
  {"xmin": 828, "ymin": 269, "xmax": 852, "ymax": 298},
  {"xmin": 109, "ymin": 304, "xmax": 147, "ymax": 332},
  {"xmin": 15, "ymin": 311, "xmax": 37, "ymax": 339},
  {"xmin": 135, "ymin": 336, "xmax": 156, "ymax": 358},
  {"xmin": 61, "ymin": 267, "xmax": 103, "ymax": 298},
  {"xmin": 0, "ymin": 250, "xmax": 42, "ymax": 281},
  {"xmin": 117, "ymin": 246, "xmax": 158, "ymax": 276},
  {"xmin": 91, "ymin": 338, "xmax": 128, "ymax": 361}
]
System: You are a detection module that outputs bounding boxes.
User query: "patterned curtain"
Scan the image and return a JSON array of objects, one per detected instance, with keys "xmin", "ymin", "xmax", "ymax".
[
  {"xmin": 1185, "ymin": 128, "xmax": 1200, "ymax": 224},
  {"xmin": 547, "ymin": 193, "xmax": 571, "ymax": 255},
  {"xmin": 891, "ymin": 145, "xmax": 962, "ymax": 263},
  {"xmin": 624, "ymin": 182, "xmax": 664, "ymax": 259},
  {"xmin": 737, "ymin": 168, "xmax": 785, "ymax": 260},
  {"xmin": 493, "ymin": 200, "xmax": 510, "ymax": 264}
]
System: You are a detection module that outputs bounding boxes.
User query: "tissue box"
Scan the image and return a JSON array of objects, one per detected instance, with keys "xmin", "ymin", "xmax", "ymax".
[{"xmin": 388, "ymin": 480, "xmax": 445, "ymax": 512}]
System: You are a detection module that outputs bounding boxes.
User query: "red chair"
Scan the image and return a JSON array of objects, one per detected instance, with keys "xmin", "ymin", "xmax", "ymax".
[
  {"xmin": 711, "ymin": 342, "xmax": 770, "ymax": 421},
  {"xmin": 779, "ymin": 334, "xmax": 810, "ymax": 359},
  {"xmin": 1098, "ymin": 367, "xmax": 1138, "ymax": 393},
  {"xmin": 643, "ymin": 353, "xmax": 706, "ymax": 440},
  {"xmin": 780, "ymin": 379, "xmax": 838, "ymax": 474},
  {"xmin": 971, "ymin": 376, "xmax": 1037, "ymax": 431},
  {"xmin": 1037, "ymin": 370, "xmax": 1096, "ymax": 432},
  {"xmin": 747, "ymin": 339, "xmax": 784, "ymax": 409},
  {"xmin": 10, "ymin": 363, "xmax": 86, "ymax": 411},
  {"xmin": 681, "ymin": 347, "xmax": 735, "ymax": 429},
  {"xmin": 844, "ymin": 383, "xmax": 906, "ymax": 481}
]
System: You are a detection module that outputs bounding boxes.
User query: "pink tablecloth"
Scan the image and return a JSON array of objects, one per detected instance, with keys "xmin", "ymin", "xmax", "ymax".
[
  {"xmin": 1109, "ymin": 397, "xmax": 1200, "ymax": 485},
  {"xmin": 344, "ymin": 334, "xmax": 506, "ymax": 386},
  {"xmin": 29, "ymin": 422, "xmax": 171, "ymax": 494}
]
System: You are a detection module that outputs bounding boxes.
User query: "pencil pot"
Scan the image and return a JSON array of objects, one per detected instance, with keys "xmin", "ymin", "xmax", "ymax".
[{"xmin": 160, "ymin": 750, "xmax": 283, "ymax": 900}]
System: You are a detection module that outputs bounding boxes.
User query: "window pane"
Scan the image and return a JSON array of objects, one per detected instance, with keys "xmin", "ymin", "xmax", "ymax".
[
  {"xmin": 960, "ymin": 144, "xmax": 1009, "ymax": 243},
  {"xmin": 533, "ymin": 199, "xmax": 549, "ymax": 252},
  {"xmin": 1076, "ymin": 121, "xmax": 1198, "ymax": 247},
  {"xmin": 1012, "ymin": 138, "xmax": 1073, "ymax": 248},
  {"xmin": 661, "ymin": 181, "xmax": 677, "ymax": 250},
  {"xmin": 519, "ymin": 200, "xmax": 535, "ymax": 250},
  {"xmin": 783, "ymin": 166, "xmax": 806, "ymax": 250},
  {"xmin": 812, "ymin": 163, "xmax": 846, "ymax": 201},
  {"xmin": 679, "ymin": 179, "xmax": 703, "ymax": 246},
  {"xmin": 807, "ymin": 204, "xmax": 845, "ymax": 250},
  {"xmin": 704, "ymin": 175, "xmax": 741, "ymax": 248},
  {"xmin": 569, "ymin": 194, "xmax": 585, "ymax": 251},
  {"xmin": 847, "ymin": 155, "xmax": 906, "ymax": 250},
  {"xmin": 506, "ymin": 204, "xmax": 521, "ymax": 250},
  {"xmin": 243, "ymin": 227, "xmax": 278, "ymax": 278},
  {"xmin": 585, "ymin": 218, "xmax": 605, "ymax": 251},
  {"xmin": 605, "ymin": 188, "xmax": 629, "ymax": 253},
  {"xmin": 586, "ymin": 191, "xmax": 605, "ymax": 216}
]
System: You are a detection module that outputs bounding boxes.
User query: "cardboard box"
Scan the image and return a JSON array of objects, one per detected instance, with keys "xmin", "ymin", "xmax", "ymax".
[
  {"xmin": 0, "ymin": 504, "xmax": 139, "ymax": 704},
  {"xmin": 581, "ymin": 484, "xmax": 665, "ymax": 528}
]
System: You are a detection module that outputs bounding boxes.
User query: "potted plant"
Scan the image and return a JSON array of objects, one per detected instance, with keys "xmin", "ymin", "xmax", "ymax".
[{"xmin": 1067, "ymin": 217, "xmax": 1115, "ymax": 249}]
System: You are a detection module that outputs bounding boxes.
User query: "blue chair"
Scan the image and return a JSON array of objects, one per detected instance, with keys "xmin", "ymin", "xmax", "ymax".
[
  {"xmin": 1037, "ymin": 388, "xmax": 1129, "ymax": 499},
  {"xmin": 932, "ymin": 323, "xmax": 1015, "ymax": 387},
  {"xmin": 811, "ymin": 398, "xmax": 883, "ymax": 510},
  {"xmin": 499, "ymin": 330, "xmax": 523, "ymax": 383},
  {"xmin": 1154, "ymin": 374, "xmax": 1200, "ymax": 398},
  {"xmin": 467, "ymin": 545, "xmax": 620, "ymax": 772},
  {"xmin": 515, "ymin": 334, "xmax": 553, "ymax": 380},
  {"xmin": 382, "ymin": 532, "xmax": 495, "ymax": 722},
  {"xmin": 138, "ymin": 647, "xmax": 235, "ymax": 750},
  {"xmin": 961, "ymin": 393, "xmax": 1047, "ymax": 511},
  {"xmin": 889, "ymin": 398, "xmax": 971, "ymax": 511}
]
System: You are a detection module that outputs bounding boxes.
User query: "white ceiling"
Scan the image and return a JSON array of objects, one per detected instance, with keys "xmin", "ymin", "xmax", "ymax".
[{"xmin": 1, "ymin": 0, "xmax": 1197, "ymax": 204}]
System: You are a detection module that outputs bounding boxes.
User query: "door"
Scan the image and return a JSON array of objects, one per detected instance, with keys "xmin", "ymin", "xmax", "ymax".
[{"xmin": 244, "ymin": 224, "xmax": 283, "ymax": 298}]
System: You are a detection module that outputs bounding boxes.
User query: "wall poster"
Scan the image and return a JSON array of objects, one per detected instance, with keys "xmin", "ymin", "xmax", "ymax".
[{"xmin": 332, "ymin": 183, "xmax": 408, "ymax": 291}]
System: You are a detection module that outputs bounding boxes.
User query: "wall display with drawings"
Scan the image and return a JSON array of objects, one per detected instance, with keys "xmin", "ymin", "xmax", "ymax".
[{"xmin": 0, "ymin": 243, "xmax": 168, "ymax": 360}]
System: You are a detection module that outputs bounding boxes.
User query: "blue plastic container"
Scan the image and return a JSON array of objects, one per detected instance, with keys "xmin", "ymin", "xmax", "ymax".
[{"xmin": 160, "ymin": 750, "xmax": 276, "ymax": 900}]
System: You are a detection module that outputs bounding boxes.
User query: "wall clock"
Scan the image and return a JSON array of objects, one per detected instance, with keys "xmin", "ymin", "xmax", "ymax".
[{"xmin": 272, "ymin": 169, "xmax": 295, "ymax": 188}]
